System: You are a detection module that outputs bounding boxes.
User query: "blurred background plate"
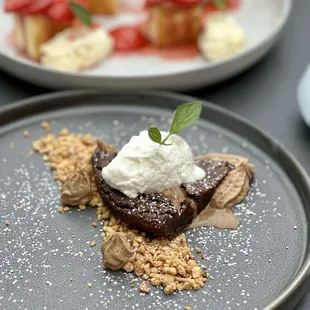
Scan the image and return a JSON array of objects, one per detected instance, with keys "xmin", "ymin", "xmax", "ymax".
[{"xmin": 0, "ymin": 0, "xmax": 291, "ymax": 91}]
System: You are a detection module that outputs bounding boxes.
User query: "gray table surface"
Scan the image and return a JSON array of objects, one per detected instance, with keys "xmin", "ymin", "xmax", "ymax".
[{"xmin": 0, "ymin": 0, "xmax": 309, "ymax": 309}]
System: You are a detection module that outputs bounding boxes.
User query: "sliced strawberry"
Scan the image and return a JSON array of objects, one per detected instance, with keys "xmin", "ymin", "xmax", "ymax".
[
  {"xmin": 47, "ymin": 2, "xmax": 73, "ymax": 22},
  {"xmin": 110, "ymin": 27, "xmax": 149, "ymax": 51},
  {"xmin": 5, "ymin": 0, "xmax": 32, "ymax": 12},
  {"xmin": 22, "ymin": 0, "xmax": 53, "ymax": 14},
  {"xmin": 47, "ymin": 0, "xmax": 88, "ymax": 23}
]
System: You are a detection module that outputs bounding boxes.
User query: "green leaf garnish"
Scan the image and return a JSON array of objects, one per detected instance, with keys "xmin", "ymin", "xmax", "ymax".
[
  {"xmin": 148, "ymin": 127, "xmax": 162, "ymax": 144},
  {"xmin": 148, "ymin": 101, "xmax": 202, "ymax": 146},
  {"xmin": 212, "ymin": 0, "xmax": 227, "ymax": 10},
  {"xmin": 68, "ymin": 2, "xmax": 92, "ymax": 26}
]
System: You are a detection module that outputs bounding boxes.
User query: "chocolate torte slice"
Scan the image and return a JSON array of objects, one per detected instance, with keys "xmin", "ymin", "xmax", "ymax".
[{"xmin": 92, "ymin": 151, "xmax": 233, "ymax": 237}]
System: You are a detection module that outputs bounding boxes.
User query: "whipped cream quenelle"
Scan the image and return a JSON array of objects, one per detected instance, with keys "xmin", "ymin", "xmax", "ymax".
[
  {"xmin": 200, "ymin": 14, "xmax": 246, "ymax": 62},
  {"xmin": 40, "ymin": 27, "xmax": 114, "ymax": 72},
  {"xmin": 102, "ymin": 131, "xmax": 206, "ymax": 198}
]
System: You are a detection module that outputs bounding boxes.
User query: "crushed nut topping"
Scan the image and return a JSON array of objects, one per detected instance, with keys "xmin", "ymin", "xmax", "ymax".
[
  {"xmin": 139, "ymin": 281, "xmax": 150, "ymax": 294},
  {"xmin": 103, "ymin": 219, "xmax": 207, "ymax": 294},
  {"xmin": 41, "ymin": 121, "xmax": 51, "ymax": 133}
]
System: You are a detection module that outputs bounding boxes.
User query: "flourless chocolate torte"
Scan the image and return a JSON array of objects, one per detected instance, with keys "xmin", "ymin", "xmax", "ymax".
[{"xmin": 92, "ymin": 150, "xmax": 233, "ymax": 237}]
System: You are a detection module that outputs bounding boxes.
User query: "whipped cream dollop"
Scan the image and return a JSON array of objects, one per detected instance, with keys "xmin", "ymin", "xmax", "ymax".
[
  {"xmin": 40, "ymin": 26, "xmax": 114, "ymax": 72},
  {"xmin": 102, "ymin": 131, "xmax": 206, "ymax": 198},
  {"xmin": 200, "ymin": 14, "xmax": 246, "ymax": 62}
]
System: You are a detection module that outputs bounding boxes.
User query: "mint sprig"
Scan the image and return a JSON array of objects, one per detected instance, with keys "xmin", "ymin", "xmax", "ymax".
[
  {"xmin": 68, "ymin": 2, "xmax": 92, "ymax": 26},
  {"xmin": 148, "ymin": 101, "xmax": 202, "ymax": 145},
  {"xmin": 212, "ymin": 0, "xmax": 227, "ymax": 10}
]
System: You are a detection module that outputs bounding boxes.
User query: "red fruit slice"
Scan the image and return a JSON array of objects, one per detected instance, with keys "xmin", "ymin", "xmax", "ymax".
[
  {"xmin": 5, "ymin": 0, "xmax": 32, "ymax": 12},
  {"xmin": 110, "ymin": 27, "xmax": 149, "ymax": 51},
  {"xmin": 22, "ymin": 0, "xmax": 53, "ymax": 14},
  {"xmin": 47, "ymin": 0, "xmax": 89, "ymax": 23},
  {"xmin": 47, "ymin": 2, "xmax": 74, "ymax": 22}
]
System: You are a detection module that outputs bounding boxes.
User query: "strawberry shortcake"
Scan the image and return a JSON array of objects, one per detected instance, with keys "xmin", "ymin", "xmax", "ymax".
[{"xmin": 5, "ymin": 0, "xmax": 88, "ymax": 60}]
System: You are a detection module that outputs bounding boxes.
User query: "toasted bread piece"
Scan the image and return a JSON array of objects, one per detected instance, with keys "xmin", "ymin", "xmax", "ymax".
[
  {"xmin": 13, "ymin": 14, "xmax": 68, "ymax": 60},
  {"xmin": 147, "ymin": 3, "xmax": 203, "ymax": 46},
  {"xmin": 88, "ymin": 0, "xmax": 120, "ymax": 15}
]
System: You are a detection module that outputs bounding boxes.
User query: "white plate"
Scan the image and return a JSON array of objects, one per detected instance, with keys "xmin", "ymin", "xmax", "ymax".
[{"xmin": 0, "ymin": 0, "xmax": 291, "ymax": 91}]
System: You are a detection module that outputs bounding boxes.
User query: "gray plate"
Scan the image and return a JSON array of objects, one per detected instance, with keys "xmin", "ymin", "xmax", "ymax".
[{"xmin": 0, "ymin": 91, "xmax": 309, "ymax": 310}]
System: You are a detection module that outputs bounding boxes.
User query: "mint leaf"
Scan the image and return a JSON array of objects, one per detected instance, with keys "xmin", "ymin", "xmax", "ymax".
[
  {"xmin": 68, "ymin": 2, "xmax": 92, "ymax": 26},
  {"xmin": 148, "ymin": 101, "xmax": 202, "ymax": 146},
  {"xmin": 212, "ymin": 0, "xmax": 227, "ymax": 10},
  {"xmin": 148, "ymin": 127, "xmax": 162, "ymax": 144},
  {"xmin": 169, "ymin": 101, "xmax": 202, "ymax": 135}
]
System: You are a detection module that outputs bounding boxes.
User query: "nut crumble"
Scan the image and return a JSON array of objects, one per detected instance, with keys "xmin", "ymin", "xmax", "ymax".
[{"xmin": 139, "ymin": 281, "xmax": 150, "ymax": 294}]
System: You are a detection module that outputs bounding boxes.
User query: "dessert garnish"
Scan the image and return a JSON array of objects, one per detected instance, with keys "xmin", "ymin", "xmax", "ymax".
[
  {"xmin": 212, "ymin": 0, "xmax": 228, "ymax": 10},
  {"xmin": 110, "ymin": 27, "xmax": 149, "ymax": 52},
  {"xmin": 68, "ymin": 1, "xmax": 92, "ymax": 26},
  {"xmin": 101, "ymin": 102, "xmax": 206, "ymax": 199},
  {"xmin": 148, "ymin": 101, "xmax": 202, "ymax": 145},
  {"xmin": 102, "ymin": 231, "xmax": 136, "ymax": 271},
  {"xmin": 40, "ymin": 26, "xmax": 114, "ymax": 72},
  {"xmin": 200, "ymin": 13, "xmax": 246, "ymax": 61},
  {"xmin": 61, "ymin": 171, "xmax": 93, "ymax": 206}
]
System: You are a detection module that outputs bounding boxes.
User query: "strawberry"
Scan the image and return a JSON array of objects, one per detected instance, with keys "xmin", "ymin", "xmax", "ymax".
[
  {"xmin": 47, "ymin": 0, "xmax": 88, "ymax": 23},
  {"xmin": 110, "ymin": 27, "xmax": 149, "ymax": 51},
  {"xmin": 5, "ymin": 0, "xmax": 32, "ymax": 12},
  {"xmin": 22, "ymin": 0, "xmax": 53, "ymax": 14}
]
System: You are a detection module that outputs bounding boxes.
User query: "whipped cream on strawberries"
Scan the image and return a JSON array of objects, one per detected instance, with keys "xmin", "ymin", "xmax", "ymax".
[
  {"xmin": 200, "ymin": 14, "xmax": 246, "ymax": 61},
  {"xmin": 102, "ymin": 131, "xmax": 206, "ymax": 198},
  {"xmin": 40, "ymin": 27, "xmax": 114, "ymax": 72}
]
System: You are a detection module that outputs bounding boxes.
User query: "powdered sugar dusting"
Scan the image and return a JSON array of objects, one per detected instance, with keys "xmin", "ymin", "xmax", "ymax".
[{"xmin": 0, "ymin": 107, "xmax": 306, "ymax": 310}]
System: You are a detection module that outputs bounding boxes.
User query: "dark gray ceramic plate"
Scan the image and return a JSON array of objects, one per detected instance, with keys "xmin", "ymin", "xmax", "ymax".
[{"xmin": 0, "ymin": 91, "xmax": 310, "ymax": 310}]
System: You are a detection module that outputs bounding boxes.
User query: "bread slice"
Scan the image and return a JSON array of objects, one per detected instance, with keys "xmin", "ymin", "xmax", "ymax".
[
  {"xmin": 147, "ymin": 3, "xmax": 203, "ymax": 46},
  {"xmin": 13, "ymin": 14, "xmax": 68, "ymax": 60},
  {"xmin": 92, "ymin": 151, "xmax": 232, "ymax": 237},
  {"xmin": 87, "ymin": 0, "xmax": 120, "ymax": 15}
]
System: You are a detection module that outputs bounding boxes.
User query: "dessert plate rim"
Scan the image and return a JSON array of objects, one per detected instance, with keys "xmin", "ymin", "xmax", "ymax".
[
  {"xmin": 0, "ymin": 89, "xmax": 309, "ymax": 310},
  {"xmin": 0, "ymin": 0, "xmax": 292, "ymax": 90}
]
